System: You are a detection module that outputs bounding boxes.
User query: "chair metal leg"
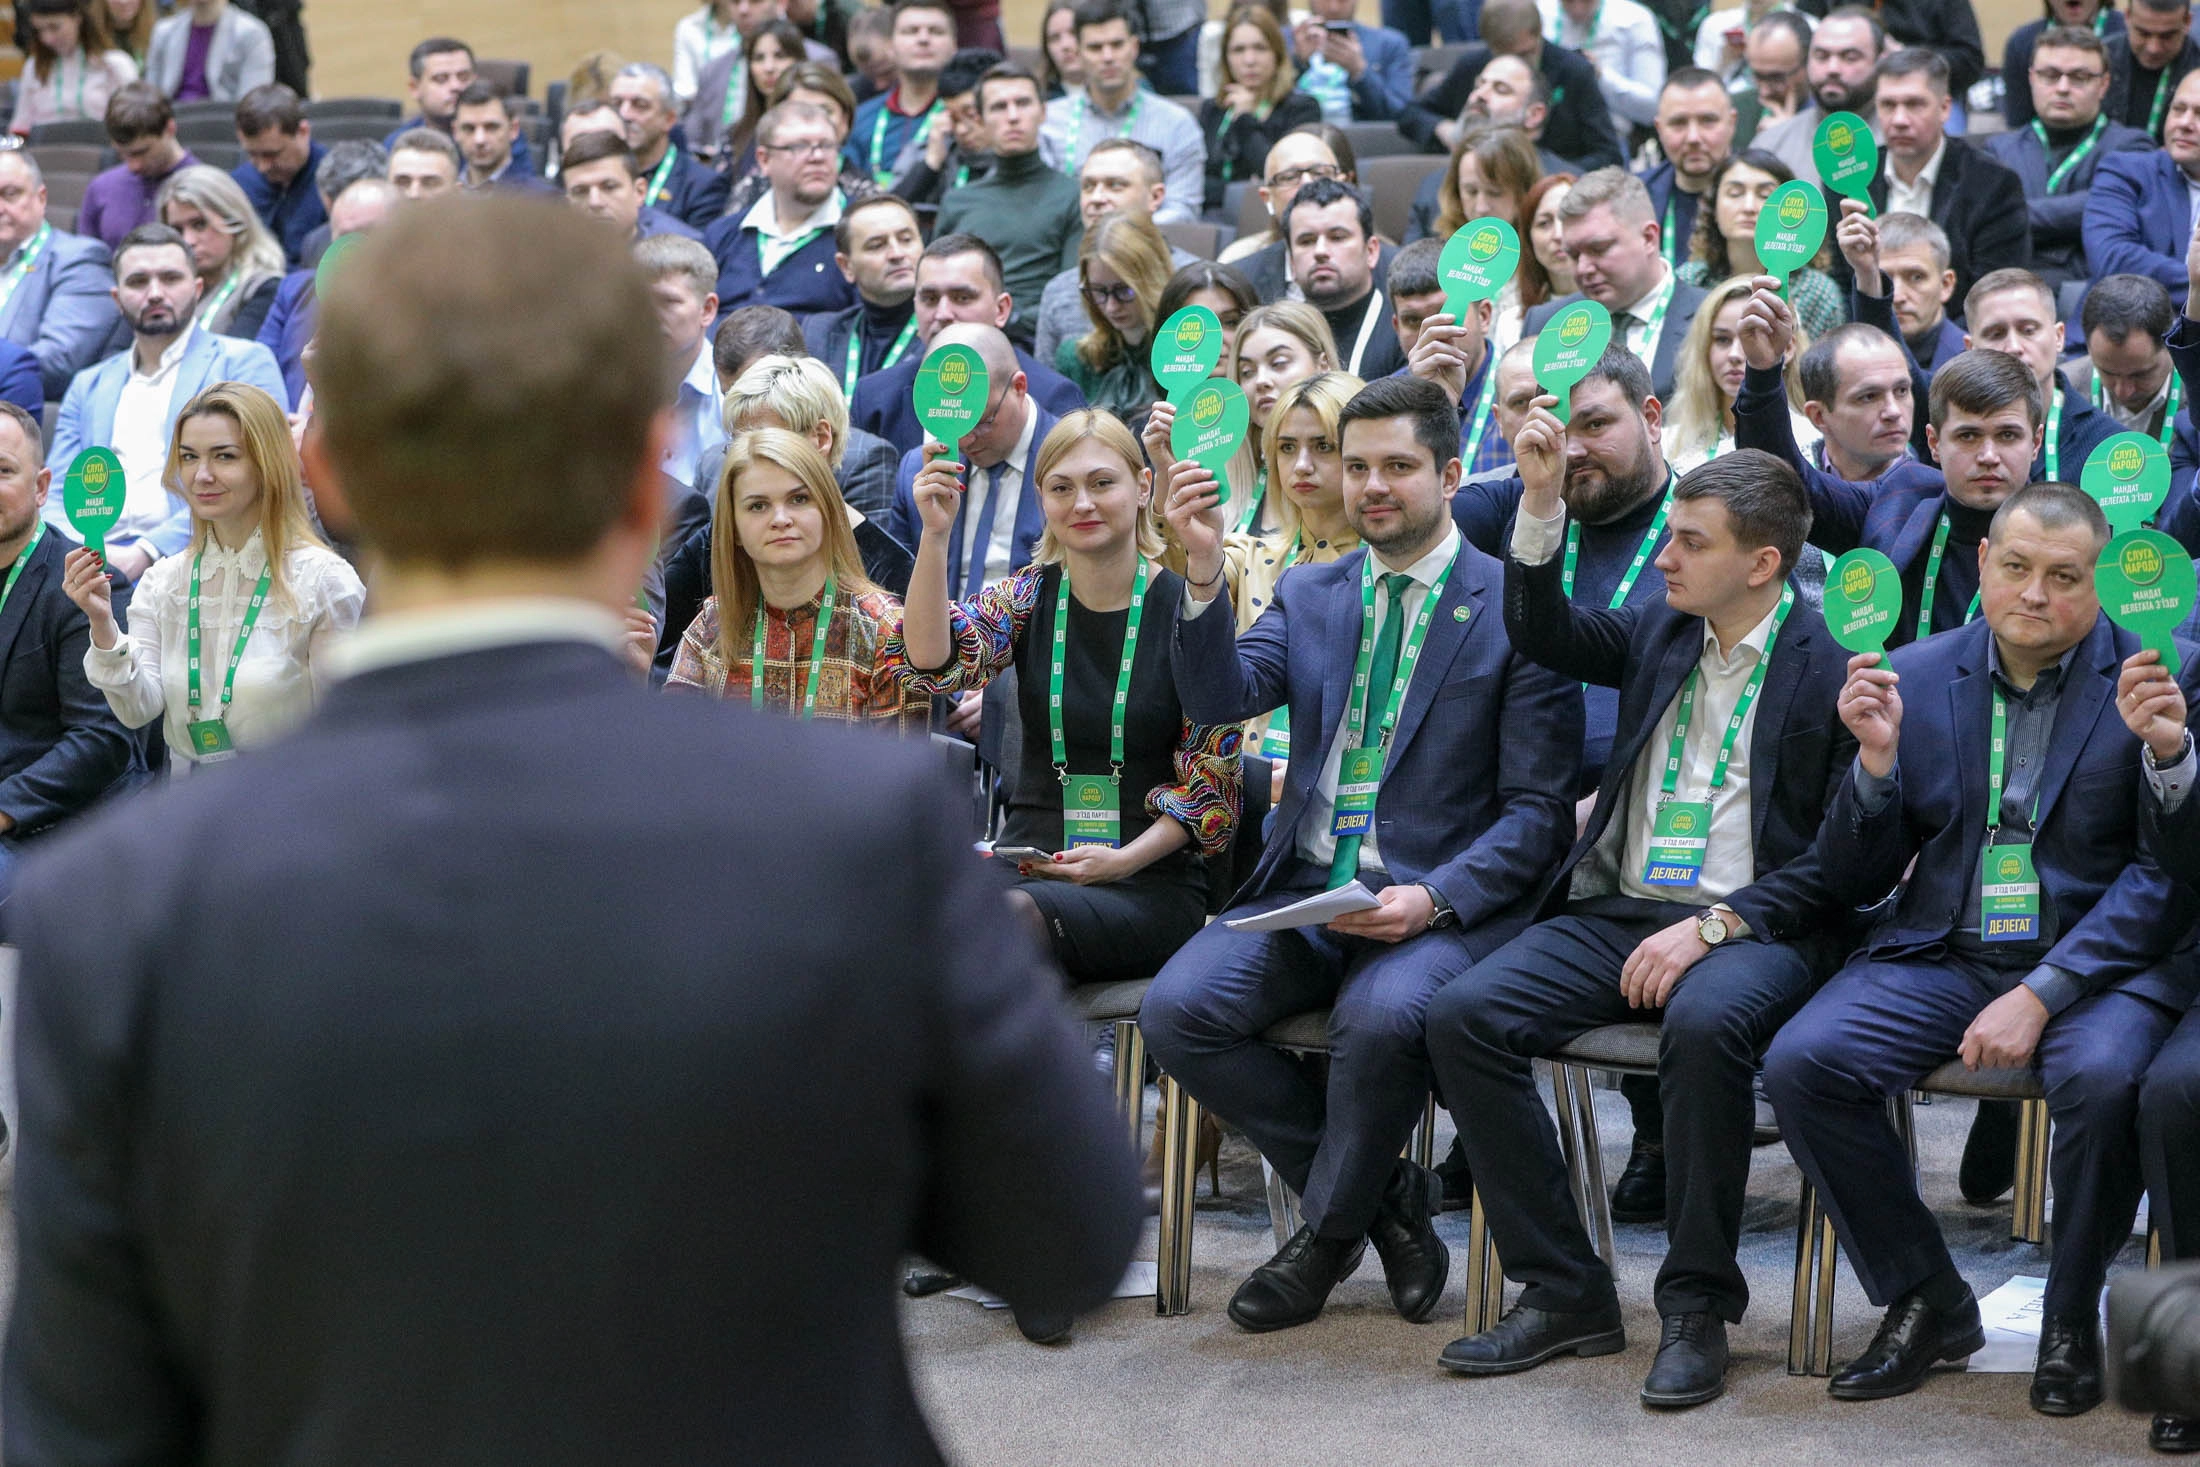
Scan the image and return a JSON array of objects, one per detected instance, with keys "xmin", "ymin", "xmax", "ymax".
[
  {"xmin": 1112, "ymin": 1019, "xmax": 1146, "ymax": 1150},
  {"xmin": 2150, "ymin": 1215, "xmax": 2164, "ymax": 1268},
  {"xmin": 1262, "ymin": 1159, "xmax": 1302, "ymax": 1251},
  {"xmin": 1893, "ymin": 1093, "xmax": 1919, "ymax": 1180},
  {"xmin": 1463, "ymin": 1185, "xmax": 1505, "ymax": 1334},
  {"xmin": 1155, "ymin": 1074, "xmax": 1200, "ymax": 1316},
  {"xmin": 2014, "ymin": 1098, "xmax": 2049, "ymax": 1245},
  {"xmin": 1552, "ymin": 1061, "xmax": 1584, "ymax": 1206},
  {"xmin": 1788, "ymin": 1178, "xmax": 1839, "ymax": 1376},
  {"xmin": 1569, "ymin": 1066, "xmax": 1616, "ymax": 1269},
  {"xmin": 1408, "ymin": 1091, "xmax": 1436, "ymax": 1170}
]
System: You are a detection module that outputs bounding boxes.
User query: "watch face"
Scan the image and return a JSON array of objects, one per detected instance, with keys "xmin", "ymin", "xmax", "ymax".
[{"xmin": 1698, "ymin": 912, "xmax": 1729, "ymax": 945}]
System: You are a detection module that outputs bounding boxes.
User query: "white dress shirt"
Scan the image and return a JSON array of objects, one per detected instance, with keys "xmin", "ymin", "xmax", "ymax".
[
  {"xmin": 960, "ymin": 399, "xmax": 1039, "ymax": 592},
  {"xmin": 671, "ymin": 4, "xmax": 744, "ymax": 103},
  {"xmin": 110, "ymin": 328, "xmax": 197, "ymax": 551},
  {"xmin": 740, "ymin": 187, "xmax": 844, "ymax": 277},
  {"xmin": 1884, "ymin": 136, "xmax": 1947, "ymax": 221},
  {"xmin": 1512, "ymin": 501, "xmax": 1770, "ymax": 905},
  {"xmin": 663, "ymin": 340, "xmax": 726, "ymax": 488},
  {"xmin": 1539, "ymin": 0, "xmax": 1668, "ymax": 129},
  {"xmin": 85, "ymin": 529, "xmax": 366, "ymax": 769},
  {"xmin": 327, "ymin": 597, "xmax": 630, "ymax": 679}
]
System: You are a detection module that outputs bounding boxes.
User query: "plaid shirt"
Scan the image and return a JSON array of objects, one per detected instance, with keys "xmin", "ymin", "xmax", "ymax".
[{"xmin": 666, "ymin": 587, "xmax": 928, "ymax": 734}]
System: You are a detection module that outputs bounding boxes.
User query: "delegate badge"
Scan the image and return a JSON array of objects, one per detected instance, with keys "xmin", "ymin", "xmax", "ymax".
[
  {"xmin": 912, "ymin": 343, "xmax": 989, "ymax": 446},
  {"xmin": 2097, "ymin": 528, "xmax": 2196, "ymax": 675},
  {"xmin": 1979, "ymin": 842, "xmax": 2041, "ymax": 942},
  {"xmin": 62, "ymin": 446, "xmax": 124, "ymax": 556},
  {"xmin": 1438, "ymin": 216, "xmax": 1521, "ymax": 318},
  {"xmin": 1061, "ymin": 773, "xmax": 1122, "ymax": 848},
  {"xmin": 1825, "ymin": 547, "xmax": 1905, "ymax": 654},
  {"xmin": 2081, "ymin": 431, "xmax": 2172, "ymax": 535},
  {"xmin": 1258, "ymin": 705, "xmax": 1291, "ymax": 760},
  {"xmin": 1152, "ymin": 304, "xmax": 1225, "ymax": 398},
  {"xmin": 1813, "ymin": 112, "xmax": 1878, "ymax": 204},
  {"xmin": 185, "ymin": 717, "xmax": 237, "ymax": 763},
  {"xmin": 1755, "ymin": 180, "xmax": 1829, "ymax": 280},
  {"xmin": 1530, "ymin": 299, "xmax": 1612, "ymax": 424},
  {"xmin": 1329, "ymin": 745, "xmax": 1383, "ymax": 837},
  {"xmin": 1170, "ymin": 377, "xmax": 1250, "ymax": 479},
  {"xmin": 1642, "ymin": 798, "xmax": 1711, "ymax": 886}
]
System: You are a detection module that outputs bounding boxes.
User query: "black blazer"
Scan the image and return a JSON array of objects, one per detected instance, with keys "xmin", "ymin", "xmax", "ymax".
[
  {"xmin": 2105, "ymin": 32, "xmax": 2200, "ymax": 138},
  {"xmin": 1521, "ymin": 277, "xmax": 1708, "ymax": 402},
  {"xmin": 3, "ymin": 639, "xmax": 1142, "ymax": 1466},
  {"xmin": 1504, "ymin": 544, "xmax": 1857, "ymax": 946},
  {"xmin": 1844, "ymin": 138, "xmax": 2031, "ymax": 314},
  {"xmin": 1400, "ymin": 42, "xmax": 1626, "ymax": 172},
  {"xmin": 0, "ymin": 531, "xmax": 134, "ymax": 837}
]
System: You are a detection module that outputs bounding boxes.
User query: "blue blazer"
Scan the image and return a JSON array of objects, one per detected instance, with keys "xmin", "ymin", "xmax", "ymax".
[
  {"xmin": 651, "ymin": 150, "xmax": 733, "ymax": 232},
  {"xmin": 0, "ymin": 227, "xmax": 123, "ymax": 401},
  {"xmin": 1504, "ymin": 543, "xmax": 1857, "ymax": 943},
  {"xmin": 255, "ymin": 267, "xmax": 313, "ymax": 407},
  {"xmin": 0, "ymin": 337, "xmax": 41, "ymax": 417},
  {"xmin": 233, "ymin": 143, "xmax": 327, "ymax": 266},
  {"xmin": 1171, "ymin": 540, "xmax": 1582, "ymax": 926},
  {"xmin": 704, "ymin": 213, "xmax": 854, "ymax": 322},
  {"xmin": 46, "ymin": 331, "xmax": 289, "ymax": 557},
  {"xmin": 1980, "ymin": 120, "xmax": 2154, "ymax": 289},
  {"xmin": 883, "ymin": 402, "xmax": 1060, "ymax": 592},
  {"xmin": 1334, "ymin": 23, "xmax": 1415, "ymax": 121},
  {"xmin": 854, "ymin": 348, "xmax": 1088, "ymax": 456},
  {"xmin": 2084, "ymin": 148, "xmax": 2191, "ymax": 308},
  {"xmin": 1815, "ymin": 616, "xmax": 2200, "ymax": 1012}
]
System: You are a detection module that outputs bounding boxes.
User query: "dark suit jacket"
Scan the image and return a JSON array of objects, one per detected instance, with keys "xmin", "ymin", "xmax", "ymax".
[
  {"xmin": 1522, "ymin": 277, "xmax": 1708, "ymax": 401},
  {"xmin": 1813, "ymin": 616, "xmax": 2200, "ymax": 1012},
  {"xmin": 1504, "ymin": 546, "xmax": 1857, "ymax": 943},
  {"xmin": 1981, "ymin": 119, "xmax": 2156, "ymax": 290},
  {"xmin": 2105, "ymin": 32, "xmax": 2200, "ymax": 138},
  {"xmin": 1400, "ymin": 42, "xmax": 1626, "ymax": 172},
  {"xmin": 2084, "ymin": 147, "xmax": 2193, "ymax": 309},
  {"xmin": 0, "ymin": 531, "xmax": 134, "ymax": 835},
  {"xmin": 1800, "ymin": 0, "xmax": 1984, "ymax": 96},
  {"xmin": 1637, "ymin": 161, "xmax": 1706, "ymax": 268},
  {"xmin": 650, "ymin": 148, "xmax": 734, "ymax": 232},
  {"xmin": 1854, "ymin": 139, "xmax": 2030, "ymax": 317},
  {"xmin": 2152, "ymin": 315, "xmax": 2200, "ymax": 556},
  {"xmin": 3, "ymin": 638, "xmax": 1142, "ymax": 1466},
  {"xmin": 1171, "ymin": 540, "xmax": 1582, "ymax": 925},
  {"xmin": 854, "ymin": 350, "xmax": 1085, "ymax": 456},
  {"xmin": 883, "ymin": 402, "xmax": 1060, "ymax": 595}
]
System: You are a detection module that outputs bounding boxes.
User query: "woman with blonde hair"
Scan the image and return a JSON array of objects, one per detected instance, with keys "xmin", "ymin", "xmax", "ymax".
[
  {"xmin": 887, "ymin": 408, "xmax": 1241, "ymax": 994},
  {"xmin": 1664, "ymin": 273, "xmax": 1820, "ymax": 474},
  {"xmin": 157, "ymin": 165, "xmax": 287, "ymax": 340},
  {"xmin": 11, "ymin": 0, "xmax": 137, "ymax": 135},
  {"xmin": 666, "ymin": 426, "xmax": 926, "ymax": 729},
  {"xmin": 61, "ymin": 382, "xmax": 363, "ymax": 771},
  {"xmin": 1056, "ymin": 213, "xmax": 1172, "ymax": 425},
  {"xmin": 1199, "ymin": 7, "xmax": 1321, "ymax": 215},
  {"xmin": 1217, "ymin": 300, "xmax": 1339, "ymax": 534}
]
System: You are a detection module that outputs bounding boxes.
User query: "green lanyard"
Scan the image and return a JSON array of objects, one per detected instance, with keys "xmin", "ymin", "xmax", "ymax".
[
  {"xmin": 185, "ymin": 552, "xmax": 272, "ymax": 721},
  {"xmin": 2094, "ymin": 368, "xmax": 2183, "ymax": 449},
  {"xmin": 1460, "ymin": 348, "xmax": 1500, "ymax": 467},
  {"xmin": 1216, "ymin": 101, "xmax": 1270, "ymax": 181},
  {"xmin": 0, "ymin": 523, "xmax": 44, "ymax": 618},
  {"xmin": 841, "ymin": 314, "xmax": 918, "ymax": 398},
  {"xmin": 199, "ymin": 267, "xmax": 244, "ymax": 326},
  {"xmin": 1661, "ymin": 192, "xmax": 1679, "ymax": 265},
  {"xmin": 1658, "ymin": 584, "xmax": 1794, "ymax": 800},
  {"xmin": 1552, "ymin": 0, "xmax": 1604, "ymax": 45},
  {"xmin": 2152, "ymin": 66, "xmax": 2174, "ymax": 135},
  {"xmin": 1561, "ymin": 482, "xmax": 1672, "ymax": 608},
  {"xmin": 750, "ymin": 578, "xmax": 836, "ymax": 718},
  {"xmin": 756, "ymin": 225, "xmax": 827, "ymax": 276},
  {"xmin": 1986, "ymin": 686, "xmax": 2040, "ymax": 841},
  {"xmin": 1233, "ymin": 466, "xmax": 1268, "ymax": 532},
  {"xmin": 644, "ymin": 144, "xmax": 681, "ymax": 208},
  {"xmin": 2044, "ymin": 386, "xmax": 2062, "ymax": 481},
  {"xmin": 952, "ymin": 162, "xmax": 970, "ymax": 188},
  {"xmin": 2094, "ymin": 8, "xmax": 2109, "ymax": 31},
  {"xmin": 0, "ymin": 224, "xmax": 52, "ymax": 315},
  {"xmin": 870, "ymin": 99, "xmax": 941, "ymax": 185},
  {"xmin": 1915, "ymin": 510, "xmax": 1985, "ymax": 640},
  {"xmin": 721, "ymin": 63, "xmax": 744, "ymax": 130},
  {"xmin": 1621, "ymin": 274, "xmax": 1675, "ymax": 362},
  {"xmin": 1060, "ymin": 92, "xmax": 1141, "ymax": 177},
  {"xmin": 2032, "ymin": 113, "xmax": 2107, "ymax": 193},
  {"xmin": 1343, "ymin": 549, "xmax": 1454, "ymax": 751},
  {"xmin": 1049, "ymin": 558, "xmax": 1148, "ymax": 779}
]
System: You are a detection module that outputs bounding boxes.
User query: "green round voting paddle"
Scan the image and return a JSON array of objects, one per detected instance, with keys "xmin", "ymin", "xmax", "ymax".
[
  {"xmin": 62, "ymin": 446, "xmax": 124, "ymax": 557},
  {"xmin": 1813, "ymin": 112, "xmax": 1878, "ymax": 209},
  {"xmin": 1169, "ymin": 378, "xmax": 1250, "ymax": 480},
  {"xmin": 2081, "ymin": 431, "xmax": 2173, "ymax": 536},
  {"xmin": 1152, "ymin": 305, "xmax": 1225, "ymax": 399},
  {"xmin": 2098, "ymin": 530, "xmax": 2195, "ymax": 675},
  {"xmin": 912, "ymin": 343, "xmax": 990, "ymax": 449},
  {"xmin": 1825, "ymin": 547, "xmax": 1905, "ymax": 654},
  {"xmin": 1438, "ymin": 216, "xmax": 1521, "ymax": 319},
  {"xmin": 1530, "ymin": 299, "xmax": 1612, "ymax": 424},
  {"xmin": 1755, "ymin": 180, "xmax": 1829, "ymax": 285}
]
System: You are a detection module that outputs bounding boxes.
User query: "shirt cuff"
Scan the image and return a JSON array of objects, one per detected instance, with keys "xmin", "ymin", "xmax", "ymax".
[
  {"xmin": 1510, "ymin": 500, "xmax": 1566, "ymax": 566},
  {"xmin": 1181, "ymin": 581, "xmax": 1218, "ymax": 618},
  {"xmin": 2021, "ymin": 964, "xmax": 2083, "ymax": 1018},
  {"xmin": 2146, "ymin": 731, "xmax": 2196, "ymax": 815},
  {"xmin": 1852, "ymin": 758, "xmax": 1898, "ymax": 815}
]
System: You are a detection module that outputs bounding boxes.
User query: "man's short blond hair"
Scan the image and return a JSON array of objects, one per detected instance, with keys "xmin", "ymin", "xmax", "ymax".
[
  {"xmin": 635, "ymin": 234, "xmax": 718, "ymax": 303},
  {"xmin": 721, "ymin": 354, "xmax": 850, "ymax": 471},
  {"xmin": 312, "ymin": 196, "xmax": 669, "ymax": 567},
  {"xmin": 1557, "ymin": 166, "xmax": 1656, "ymax": 229}
]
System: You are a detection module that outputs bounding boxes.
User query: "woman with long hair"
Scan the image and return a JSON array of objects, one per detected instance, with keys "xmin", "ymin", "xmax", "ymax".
[
  {"xmin": 157, "ymin": 165, "xmax": 286, "ymax": 341},
  {"xmin": 1505, "ymin": 172, "xmax": 1577, "ymax": 352},
  {"xmin": 1415, "ymin": 121, "xmax": 1539, "ymax": 244},
  {"xmin": 97, "ymin": 0, "xmax": 153, "ymax": 68},
  {"xmin": 1664, "ymin": 273, "xmax": 1821, "ymax": 473},
  {"xmin": 11, "ymin": 0, "xmax": 136, "ymax": 136},
  {"xmin": 1224, "ymin": 301, "xmax": 1339, "ymax": 533},
  {"xmin": 1038, "ymin": 0, "xmax": 1085, "ymax": 98},
  {"xmin": 1217, "ymin": 122, "xmax": 1358, "ymax": 266},
  {"xmin": 62, "ymin": 383, "xmax": 363, "ymax": 770},
  {"xmin": 1199, "ymin": 8, "xmax": 1321, "ymax": 216},
  {"xmin": 666, "ymin": 427, "xmax": 926, "ymax": 729},
  {"xmin": 887, "ymin": 408, "xmax": 1241, "ymax": 986},
  {"xmin": 1057, "ymin": 213, "xmax": 1172, "ymax": 425},
  {"xmin": 1681, "ymin": 149, "xmax": 1845, "ymax": 340},
  {"xmin": 717, "ymin": 19, "xmax": 808, "ymax": 178}
]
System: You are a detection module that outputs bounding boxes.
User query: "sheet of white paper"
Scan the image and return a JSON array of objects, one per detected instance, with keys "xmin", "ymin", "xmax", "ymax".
[
  {"xmin": 944, "ymin": 1260, "xmax": 1158, "ymax": 1309},
  {"xmin": 1224, "ymin": 881, "xmax": 1381, "ymax": 931},
  {"xmin": 1969, "ymin": 1274, "xmax": 2047, "ymax": 1372}
]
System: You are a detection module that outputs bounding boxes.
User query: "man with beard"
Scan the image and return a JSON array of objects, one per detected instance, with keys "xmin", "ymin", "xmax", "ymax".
[
  {"xmin": 1428, "ymin": 400, "xmax": 1854, "ymax": 1409},
  {"xmin": 46, "ymin": 225, "xmax": 285, "ymax": 582},
  {"xmin": 1143, "ymin": 373, "xmax": 1581, "ymax": 1336},
  {"xmin": 1283, "ymin": 178, "xmax": 1405, "ymax": 380},
  {"xmin": 1797, "ymin": 324, "xmax": 1918, "ymax": 486},
  {"xmin": 803, "ymin": 195, "xmax": 924, "ymax": 401},
  {"xmin": 1755, "ymin": 8, "xmax": 1884, "ymax": 182},
  {"xmin": 1523, "ymin": 168, "xmax": 1707, "ymax": 401},
  {"xmin": 1401, "ymin": 0, "xmax": 1625, "ymax": 170},
  {"xmin": 1406, "ymin": 60, "xmax": 1574, "ymax": 234},
  {"xmin": 1639, "ymin": 70, "xmax": 1738, "ymax": 273},
  {"xmin": 705, "ymin": 103, "xmax": 858, "ymax": 319}
]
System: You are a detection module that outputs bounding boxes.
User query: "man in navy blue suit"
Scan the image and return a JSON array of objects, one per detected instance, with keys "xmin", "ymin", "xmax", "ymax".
[
  {"xmin": 2084, "ymin": 68, "xmax": 2200, "ymax": 310},
  {"xmin": 1764, "ymin": 482, "xmax": 2200, "ymax": 1416},
  {"xmin": 2069, "ymin": 275, "xmax": 2200, "ymax": 553},
  {"xmin": 1427, "ymin": 409, "xmax": 1856, "ymax": 1408},
  {"xmin": 1142, "ymin": 374, "xmax": 1582, "ymax": 1336}
]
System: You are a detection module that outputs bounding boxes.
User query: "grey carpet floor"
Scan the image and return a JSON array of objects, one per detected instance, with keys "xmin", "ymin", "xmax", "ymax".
[{"xmin": 904, "ymin": 1084, "xmax": 2162, "ymax": 1466}]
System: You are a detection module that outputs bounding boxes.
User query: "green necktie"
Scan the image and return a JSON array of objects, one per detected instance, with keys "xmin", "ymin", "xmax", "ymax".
[{"xmin": 1328, "ymin": 572, "xmax": 1414, "ymax": 888}]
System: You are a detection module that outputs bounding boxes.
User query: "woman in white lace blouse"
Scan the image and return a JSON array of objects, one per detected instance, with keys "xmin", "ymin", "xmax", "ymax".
[{"xmin": 61, "ymin": 382, "xmax": 363, "ymax": 771}]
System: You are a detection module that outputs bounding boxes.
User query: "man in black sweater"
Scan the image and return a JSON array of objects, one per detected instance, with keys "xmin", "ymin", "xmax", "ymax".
[
  {"xmin": 1400, "ymin": 0, "xmax": 1625, "ymax": 171},
  {"xmin": 1284, "ymin": 178, "xmax": 1406, "ymax": 380},
  {"xmin": 804, "ymin": 195, "xmax": 925, "ymax": 403}
]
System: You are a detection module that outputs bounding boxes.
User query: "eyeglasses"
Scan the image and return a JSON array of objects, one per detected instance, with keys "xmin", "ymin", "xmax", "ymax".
[
  {"xmin": 1084, "ymin": 281, "xmax": 1140, "ymax": 306},
  {"xmin": 2029, "ymin": 65, "xmax": 2104, "ymax": 86},
  {"xmin": 1266, "ymin": 163, "xmax": 1341, "ymax": 188},
  {"xmin": 763, "ymin": 139, "xmax": 837, "ymax": 158}
]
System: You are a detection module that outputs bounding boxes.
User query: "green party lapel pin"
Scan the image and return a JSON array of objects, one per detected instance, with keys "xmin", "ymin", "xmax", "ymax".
[
  {"xmin": 2080, "ymin": 431, "xmax": 2173, "ymax": 535},
  {"xmin": 1813, "ymin": 112, "xmax": 1878, "ymax": 218},
  {"xmin": 62, "ymin": 447, "xmax": 124, "ymax": 557},
  {"xmin": 1755, "ymin": 180, "xmax": 1829, "ymax": 307},
  {"xmin": 1169, "ymin": 378, "xmax": 1250, "ymax": 480},
  {"xmin": 1151, "ymin": 304, "xmax": 1225, "ymax": 400},
  {"xmin": 1824, "ymin": 547, "xmax": 1905, "ymax": 654},
  {"xmin": 1529, "ymin": 299, "xmax": 1612, "ymax": 424},
  {"xmin": 2097, "ymin": 530, "xmax": 2194, "ymax": 675}
]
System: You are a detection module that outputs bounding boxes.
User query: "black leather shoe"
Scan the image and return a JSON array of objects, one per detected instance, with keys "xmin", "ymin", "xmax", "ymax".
[
  {"xmin": 1435, "ymin": 1134, "xmax": 1474, "ymax": 1212},
  {"xmin": 903, "ymin": 1263, "xmax": 964, "ymax": 1297},
  {"xmin": 2152, "ymin": 1414, "xmax": 2200, "ymax": 1452},
  {"xmin": 1959, "ymin": 1099, "xmax": 2019, "ymax": 1205},
  {"xmin": 1611, "ymin": 1139, "xmax": 1666, "ymax": 1224},
  {"xmin": 1226, "ymin": 1225, "xmax": 1367, "ymax": 1333},
  {"xmin": 1641, "ymin": 1311, "xmax": 1730, "ymax": 1408},
  {"xmin": 2029, "ymin": 1315, "xmax": 2104, "ymax": 1416},
  {"xmin": 1827, "ymin": 1288, "xmax": 1986, "ymax": 1400},
  {"xmin": 1368, "ymin": 1160, "xmax": 1450, "ymax": 1323},
  {"xmin": 1012, "ymin": 1304, "xmax": 1073, "ymax": 1345},
  {"xmin": 1438, "ymin": 1299, "xmax": 1626, "ymax": 1376}
]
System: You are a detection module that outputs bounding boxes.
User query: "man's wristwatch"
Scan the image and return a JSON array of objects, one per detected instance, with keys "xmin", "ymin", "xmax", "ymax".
[
  {"xmin": 1419, "ymin": 883, "xmax": 1459, "ymax": 930},
  {"xmin": 2150, "ymin": 729, "xmax": 2195, "ymax": 771},
  {"xmin": 1696, "ymin": 906, "xmax": 1734, "ymax": 947}
]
